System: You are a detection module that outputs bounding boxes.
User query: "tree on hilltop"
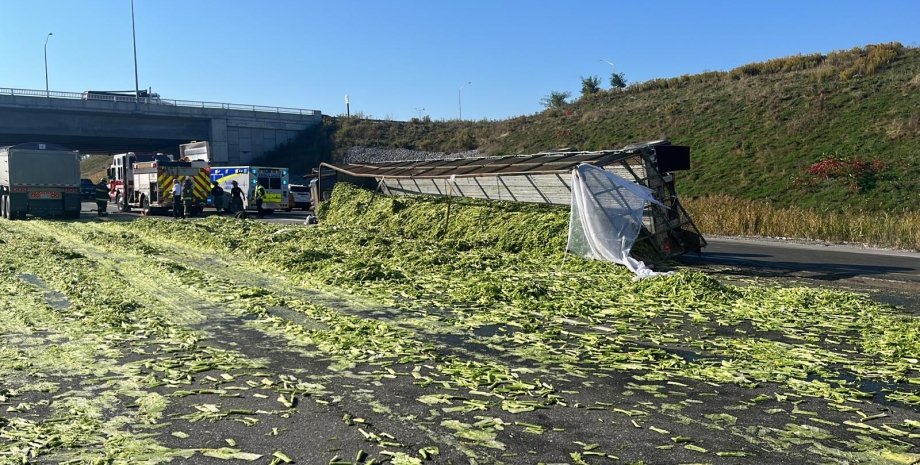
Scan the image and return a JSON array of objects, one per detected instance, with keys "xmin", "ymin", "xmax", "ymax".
[
  {"xmin": 540, "ymin": 91, "xmax": 571, "ymax": 109},
  {"xmin": 610, "ymin": 72, "xmax": 627, "ymax": 90},
  {"xmin": 581, "ymin": 75, "xmax": 601, "ymax": 96}
]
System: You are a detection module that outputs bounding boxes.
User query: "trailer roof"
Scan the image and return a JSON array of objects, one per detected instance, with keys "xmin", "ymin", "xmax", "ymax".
[
  {"xmin": 321, "ymin": 140, "xmax": 671, "ymax": 180},
  {"xmin": 0, "ymin": 142, "xmax": 73, "ymax": 152}
]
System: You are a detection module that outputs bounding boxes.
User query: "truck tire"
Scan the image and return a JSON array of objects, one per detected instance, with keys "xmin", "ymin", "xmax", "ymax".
[
  {"xmin": 116, "ymin": 194, "xmax": 130, "ymax": 212},
  {"xmin": 3, "ymin": 196, "xmax": 12, "ymax": 221},
  {"xmin": 0, "ymin": 195, "xmax": 6, "ymax": 219}
]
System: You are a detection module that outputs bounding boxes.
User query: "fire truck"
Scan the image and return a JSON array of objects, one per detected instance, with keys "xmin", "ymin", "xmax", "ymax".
[
  {"xmin": 106, "ymin": 152, "xmax": 160, "ymax": 211},
  {"xmin": 107, "ymin": 153, "xmax": 210, "ymax": 215}
]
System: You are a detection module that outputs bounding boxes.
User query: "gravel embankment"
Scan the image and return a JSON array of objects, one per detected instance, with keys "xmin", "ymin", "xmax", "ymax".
[{"xmin": 343, "ymin": 146, "xmax": 484, "ymax": 163}]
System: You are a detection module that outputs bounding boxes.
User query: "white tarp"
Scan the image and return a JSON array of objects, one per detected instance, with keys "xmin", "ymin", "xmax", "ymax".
[{"xmin": 566, "ymin": 164, "xmax": 672, "ymax": 279}]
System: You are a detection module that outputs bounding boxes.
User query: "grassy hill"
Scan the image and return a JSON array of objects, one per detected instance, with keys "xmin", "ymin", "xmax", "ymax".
[
  {"xmin": 80, "ymin": 155, "xmax": 112, "ymax": 183},
  {"xmin": 263, "ymin": 42, "xmax": 919, "ymax": 214}
]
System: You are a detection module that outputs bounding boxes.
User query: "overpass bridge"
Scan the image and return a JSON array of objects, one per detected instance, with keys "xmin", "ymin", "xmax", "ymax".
[{"xmin": 0, "ymin": 88, "xmax": 322, "ymax": 164}]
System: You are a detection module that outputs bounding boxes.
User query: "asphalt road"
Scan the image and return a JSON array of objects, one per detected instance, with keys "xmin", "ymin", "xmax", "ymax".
[{"xmin": 678, "ymin": 236, "xmax": 920, "ymax": 310}]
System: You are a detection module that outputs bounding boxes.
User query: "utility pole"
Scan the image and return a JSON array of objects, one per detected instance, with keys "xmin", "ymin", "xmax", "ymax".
[
  {"xmin": 44, "ymin": 33, "xmax": 53, "ymax": 97},
  {"xmin": 345, "ymin": 94, "xmax": 350, "ymax": 117},
  {"xmin": 414, "ymin": 107, "xmax": 425, "ymax": 119}
]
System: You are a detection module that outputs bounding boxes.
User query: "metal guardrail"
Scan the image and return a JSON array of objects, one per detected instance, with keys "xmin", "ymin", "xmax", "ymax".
[{"xmin": 0, "ymin": 87, "xmax": 319, "ymax": 116}]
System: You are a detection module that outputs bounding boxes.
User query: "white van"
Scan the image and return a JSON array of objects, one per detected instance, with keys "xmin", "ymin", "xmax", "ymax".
[{"xmin": 287, "ymin": 184, "xmax": 312, "ymax": 211}]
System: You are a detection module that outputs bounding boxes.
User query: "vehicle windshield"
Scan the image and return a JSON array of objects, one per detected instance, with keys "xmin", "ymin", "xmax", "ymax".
[{"xmin": 290, "ymin": 185, "xmax": 309, "ymax": 192}]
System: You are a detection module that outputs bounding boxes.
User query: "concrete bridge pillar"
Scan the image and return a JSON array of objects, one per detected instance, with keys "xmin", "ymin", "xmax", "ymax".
[{"xmin": 209, "ymin": 118, "xmax": 229, "ymax": 164}]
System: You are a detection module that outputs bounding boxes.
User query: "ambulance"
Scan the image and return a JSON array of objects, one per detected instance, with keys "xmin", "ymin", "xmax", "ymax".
[{"xmin": 210, "ymin": 166, "xmax": 289, "ymax": 212}]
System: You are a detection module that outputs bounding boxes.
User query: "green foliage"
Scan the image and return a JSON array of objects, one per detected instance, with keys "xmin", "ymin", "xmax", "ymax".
[
  {"xmin": 540, "ymin": 91, "xmax": 571, "ymax": 109},
  {"xmin": 580, "ymin": 75, "xmax": 601, "ymax": 96},
  {"xmin": 609, "ymin": 71, "xmax": 627, "ymax": 89}
]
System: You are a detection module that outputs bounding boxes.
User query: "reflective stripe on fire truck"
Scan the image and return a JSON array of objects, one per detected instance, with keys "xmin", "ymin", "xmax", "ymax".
[
  {"xmin": 158, "ymin": 173, "xmax": 176, "ymax": 198},
  {"xmin": 192, "ymin": 168, "xmax": 210, "ymax": 200},
  {"xmin": 156, "ymin": 168, "xmax": 210, "ymax": 201}
]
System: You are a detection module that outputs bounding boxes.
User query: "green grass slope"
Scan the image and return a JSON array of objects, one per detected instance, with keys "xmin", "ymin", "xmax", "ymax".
[
  {"xmin": 80, "ymin": 155, "xmax": 112, "ymax": 182},
  {"xmin": 256, "ymin": 43, "xmax": 920, "ymax": 213}
]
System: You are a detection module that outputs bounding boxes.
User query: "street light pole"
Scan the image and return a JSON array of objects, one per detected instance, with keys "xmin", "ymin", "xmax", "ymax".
[
  {"xmin": 44, "ymin": 33, "xmax": 53, "ymax": 97},
  {"xmin": 131, "ymin": 0, "xmax": 140, "ymax": 100},
  {"xmin": 458, "ymin": 81, "xmax": 471, "ymax": 121}
]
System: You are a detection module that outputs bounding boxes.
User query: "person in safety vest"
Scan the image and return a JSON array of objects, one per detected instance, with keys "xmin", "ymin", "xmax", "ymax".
[
  {"xmin": 95, "ymin": 178, "xmax": 109, "ymax": 217},
  {"xmin": 254, "ymin": 182, "xmax": 266, "ymax": 218},
  {"xmin": 182, "ymin": 178, "xmax": 195, "ymax": 218}
]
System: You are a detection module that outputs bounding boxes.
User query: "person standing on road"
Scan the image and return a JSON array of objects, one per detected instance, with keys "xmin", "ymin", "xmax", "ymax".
[
  {"xmin": 211, "ymin": 182, "xmax": 225, "ymax": 214},
  {"xmin": 172, "ymin": 178, "xmax": 183, "ymax": 219},
  {"xmin": 229, "ymin": 180, "xmax": 245, "ymax": 214},
  {"xmin": 95, "ymin": 178, "xmax": 109, "ymax": 217},
  {"xmin": 182, "ymin": 178, "xmax": 195, "ymax": 218},
  {"xmin": 254, "ymin": 182, "xmax": 266, "ymax": 218}
]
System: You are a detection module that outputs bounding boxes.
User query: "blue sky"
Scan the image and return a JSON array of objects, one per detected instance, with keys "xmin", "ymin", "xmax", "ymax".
[{"xmin": 1, "ymin": 1, "xmax": 918, "ymax": 121}]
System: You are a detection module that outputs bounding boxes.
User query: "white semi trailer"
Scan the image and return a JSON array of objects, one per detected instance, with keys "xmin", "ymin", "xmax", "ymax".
[{"xmin": 0, "ymin": 143, "xmax": 81, "ymax": 220}]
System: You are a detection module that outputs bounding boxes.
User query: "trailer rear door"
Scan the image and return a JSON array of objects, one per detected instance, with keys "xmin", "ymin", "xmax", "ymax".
[{"xmin": 10, "ymin": 149, "xmax": 79, "ymax": 187}]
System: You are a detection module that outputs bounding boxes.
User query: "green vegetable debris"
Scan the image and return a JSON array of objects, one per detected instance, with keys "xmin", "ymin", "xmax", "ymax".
[{"xmin": 0, "ymin": 183, "xmax": 917, "ymax": 464}]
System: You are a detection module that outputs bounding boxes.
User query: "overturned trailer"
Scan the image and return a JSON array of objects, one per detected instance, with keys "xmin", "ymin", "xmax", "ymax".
[{"xmin": 319, "ymin": 140, "xmax": 706, "ymax": 260}]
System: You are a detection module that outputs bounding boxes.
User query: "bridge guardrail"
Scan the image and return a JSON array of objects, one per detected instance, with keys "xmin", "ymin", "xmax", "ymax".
[{"xmin": 0, "ymin": 87, "xmax": 319, "ymax": 116}]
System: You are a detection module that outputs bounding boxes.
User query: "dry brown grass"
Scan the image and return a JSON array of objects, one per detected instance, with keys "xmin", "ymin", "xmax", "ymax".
[
  {"xmin": 684, "ymin": 194, "xmax": 920, "ymax": 251},
  {"xmin": 909, "ymin": 72, "xmax": 920, "ymax": 87}
]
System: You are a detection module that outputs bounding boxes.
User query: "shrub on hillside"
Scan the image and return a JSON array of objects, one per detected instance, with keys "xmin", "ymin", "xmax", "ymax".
[
  {"xmin": 795, "ymin": 155, "xmax": 885, "ymax": 193},
  {"xmin": 837, "ymin": 42, "xmax": 903, "ymax": 79},
  {"xmin": 728, "ymin": 53, "xmax": 824, "ymax": 79},
  {"xmin": 541, "ymin": 91, "xmax": 571, "ymax": 109}
]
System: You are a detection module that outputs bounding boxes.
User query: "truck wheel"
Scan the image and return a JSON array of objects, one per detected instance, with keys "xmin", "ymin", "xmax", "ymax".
[
  {"xmin": 0, "ymin": 195, "xmax": 6, "ymax": 219},
  {"xmin": 116, "ymin": 194, "xmax": 130, "ymax": 212},
  {"xmin": 141, "ymin": 195, "xmax": 149, "ymax": 211},
  {"xmin": 3, "ymin": 196, "xmax": 12, "ymax": 221}
]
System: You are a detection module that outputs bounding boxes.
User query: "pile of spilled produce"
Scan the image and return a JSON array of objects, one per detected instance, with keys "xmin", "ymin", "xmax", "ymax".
[{"xmin": 0, "ymin": 183, "xmax": 918, "ymax": 464}]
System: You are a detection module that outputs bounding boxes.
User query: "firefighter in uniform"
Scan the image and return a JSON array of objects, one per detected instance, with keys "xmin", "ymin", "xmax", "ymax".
[
  {"xmin": 182, "ymin": 178, "xmax": 195, "ymax": 218},
  {"xmin": 254, "ymin": 182, "xmax": 266, "ymax": 218},
  {"xmin": 95, "ymin": 178, "xmax": 109, "ymax": 216}
]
